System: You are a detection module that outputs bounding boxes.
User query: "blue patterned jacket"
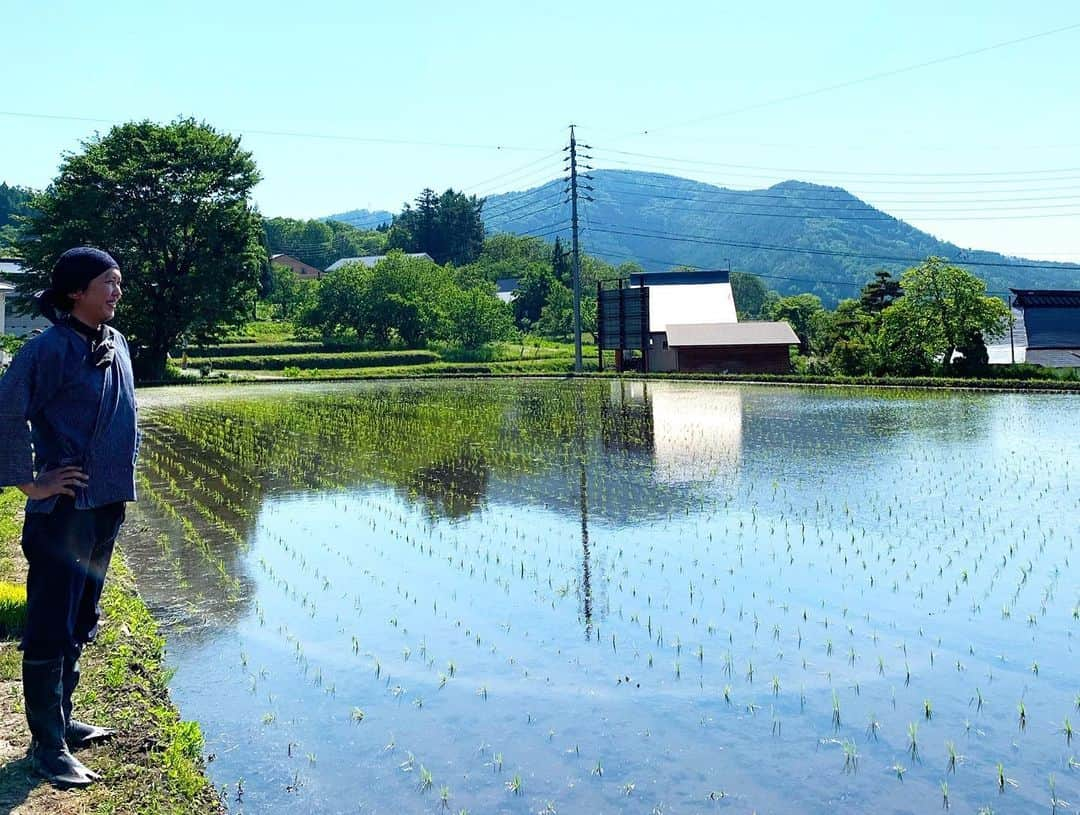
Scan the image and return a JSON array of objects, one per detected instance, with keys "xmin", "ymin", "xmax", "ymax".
[{"xmin": 0, "ymin": 322, "xmax": 139, "ymax": 513}]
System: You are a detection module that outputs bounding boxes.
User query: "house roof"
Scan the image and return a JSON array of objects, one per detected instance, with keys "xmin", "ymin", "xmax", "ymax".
[
  {"xmin": 326, "ymin": 252, "xmax": 434, "ymax": 272},
  {"xmin": 0, "ymin": 281, "xmax": 13, "ymax": 293},
  {"xmin": 630, "ymin": 270, "xmax": 730, "ymax": 286},
  {"xmin": 1010, "ymin": 290, "xmax": 1080, "ymax": 308},
  {"xmin": 0, "ymin": 258, "xmax": 23, "ymax": 277},
  {"xmin": 665, "ymin": 321, "xmax": 799, "ymax": 347}
]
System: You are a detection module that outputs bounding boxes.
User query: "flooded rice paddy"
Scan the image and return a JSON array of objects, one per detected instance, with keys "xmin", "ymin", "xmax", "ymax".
[{"xmin": 124, "ymin": 379, "xmax": 1079, "ymax": 814}]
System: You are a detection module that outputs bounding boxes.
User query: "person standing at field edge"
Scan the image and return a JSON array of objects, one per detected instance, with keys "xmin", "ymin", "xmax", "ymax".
[{"xmin": 0, "ymin": 247, "xmax": 139, "ymax": 788}]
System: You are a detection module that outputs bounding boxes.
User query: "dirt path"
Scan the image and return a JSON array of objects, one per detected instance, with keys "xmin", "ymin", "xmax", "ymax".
[{"xmin": 0, "ymin": 505, "xmax": 87, "ymax": 815}]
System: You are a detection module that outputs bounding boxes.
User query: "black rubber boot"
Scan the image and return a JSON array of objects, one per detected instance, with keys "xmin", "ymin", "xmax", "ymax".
[
  {"xmin": 23, "ymin": 657, "xmax": 99, "ymax": 787},
  {"xmin": 63, "ymin": 645, "xmax": 115, "ymax": 749}
]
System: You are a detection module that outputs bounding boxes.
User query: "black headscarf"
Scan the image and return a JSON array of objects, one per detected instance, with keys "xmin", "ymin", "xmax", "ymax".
[{"xmin": 35, "ymin": 247, "xmax": 119, "ymax": 325}]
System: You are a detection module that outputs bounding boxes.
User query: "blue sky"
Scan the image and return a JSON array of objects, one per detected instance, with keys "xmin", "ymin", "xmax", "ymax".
[{"xmin": 3, "ymin": 0, "xmax": 1080, "ymax": 262}]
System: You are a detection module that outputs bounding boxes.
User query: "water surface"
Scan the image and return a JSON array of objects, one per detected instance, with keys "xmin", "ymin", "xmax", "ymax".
[{"xmin": 124, "ymin": 380, "xmax": 1080, "ymax": 814}]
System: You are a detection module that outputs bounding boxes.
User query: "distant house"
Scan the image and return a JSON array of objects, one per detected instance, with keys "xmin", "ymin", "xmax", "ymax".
[
  {"xmin": 1, "ymin": 257, "xmax": 50, "ymax": 338},
  {"xmin": 600, "ymin": 269, "xmax": 798, "ymax": 373},
  {"xmin": 495, "ymin": 277, "xmax": 518, "ymax": 304},
  {"xmin": 1010, "ymin": 289, "xmax": 1080, "ymax": 368},
  {"xmin": 270, "ymin": 253, "xmax": 323, "ymax": 281},
  {"xmin": 325, "ymin": 252, "xmax": 434, "ymax": 272},
  {"xmin": 648, "ymin": 321, "xmax": 800, "ymax": 374},
  {"xmin": 0, "ymin": 280, "xmax": 12, "ymax": 338}
]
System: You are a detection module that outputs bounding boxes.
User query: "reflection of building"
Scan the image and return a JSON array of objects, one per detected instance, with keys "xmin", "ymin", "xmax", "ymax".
[
  {"xmin": 1010, "ymin": 289, "xmax": 1080, "ymax": 368},
  {"xmin": 607, "ymin": 381, "xmax": 743, "ymax": 485}
]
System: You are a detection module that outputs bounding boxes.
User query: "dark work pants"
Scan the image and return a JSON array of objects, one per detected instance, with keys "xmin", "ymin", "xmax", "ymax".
[{"xmin": 20, "ymin": 498, "xmax": 126, "ymax": 661}]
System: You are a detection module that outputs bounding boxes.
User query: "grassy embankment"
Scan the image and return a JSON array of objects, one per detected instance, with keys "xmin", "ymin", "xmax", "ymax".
[
  {"xmin": 0, "ymin": 489, "xmax": 222, "ymax": 814},
  {"xmin": 162, "ymin": 321, "xmax": 1080, "ymax": 390},
  {"xmin": 179, "ymin": 336, "xmax": 590, "ymax": 380}
]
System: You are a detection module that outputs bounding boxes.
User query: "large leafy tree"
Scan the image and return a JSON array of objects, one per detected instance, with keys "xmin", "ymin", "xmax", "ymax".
[
  {"xmin": 14, "ymin": 118, "xmax": 264, "ymax": 379},
  {"xmin": 880, "ymin": 257, "xmax": 1010, "ymax": 374}
]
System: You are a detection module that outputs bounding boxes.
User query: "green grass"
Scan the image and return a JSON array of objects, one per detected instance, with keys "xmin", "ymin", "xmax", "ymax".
[
  {"xmin": 0, "ymin": 488, "xmax": 22, "ymax": 580},
  {"xmin": 186, "ymin": 349, "xmax": 441, "ymax": 371},
  {"xmin": 0, "ymin": 581, "xmax": 27, "ymax": 639}
]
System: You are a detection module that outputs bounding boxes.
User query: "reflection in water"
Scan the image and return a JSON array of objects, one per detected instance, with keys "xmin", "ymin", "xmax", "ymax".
[
  {"xmin": 409, "ymin": 448, "xmax": 489, "ymax": 519},
  {"xmin": 117, "ymin": 381, "xmax": 1070, "ymax": 815},
  {"xmin": 577, "ymin": 392, "xmax": 593, "ymax": 638},
  {"xmin": 606, "ymin": 381, "xmax": 744, "ymax": 485}
]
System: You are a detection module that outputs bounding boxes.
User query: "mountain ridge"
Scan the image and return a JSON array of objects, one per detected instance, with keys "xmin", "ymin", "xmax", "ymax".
[{"xmin": 328, "ymin": 170, "xmax": 1080, "ymax": 305}]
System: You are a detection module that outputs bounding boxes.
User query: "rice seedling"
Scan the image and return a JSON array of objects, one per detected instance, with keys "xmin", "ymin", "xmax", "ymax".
[
  {"xmin": 946, "ymin": 741, "xmax": 964, "ymax": 773},
  {"xmin": 841, "ymin": 739, "xmax": 858, "ymax": 774},
  {"xmin": 419, "ymin": 765, "xmax": 434, "ymax": 793},
  {"xmin": 866, "ymin": 714, "xmax": 880, "ymax": 741},
  {"xmin": 940, "ymin": 780, "xmax": 949, "ymax": 810},
  {"xmin": 908, "ymin": 722, "xmax": 920, "ymax": 762},
  {"xmin": 505, "ymin": 773, "xmax": 523, "ymax": 795}
]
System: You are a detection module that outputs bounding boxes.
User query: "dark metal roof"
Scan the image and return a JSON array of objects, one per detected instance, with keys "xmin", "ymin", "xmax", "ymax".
[
  {"xmin": 1010, "ymin": 290, "xmax": 1080, "ymax": 308},
  {"xmin": 629, "ymin": 270, "xmax": 730, "ymax": 287}
]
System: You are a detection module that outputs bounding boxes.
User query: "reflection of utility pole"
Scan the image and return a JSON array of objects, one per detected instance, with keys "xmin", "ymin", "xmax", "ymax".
[{"xmin": 576, "ymin": 390, "xmax": 593, "ymax": 637}]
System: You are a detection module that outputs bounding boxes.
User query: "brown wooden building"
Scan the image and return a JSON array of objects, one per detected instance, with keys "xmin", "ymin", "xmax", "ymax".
[
  {"xmin": 649, "ymin": 322, "xmax": 799, "ymax": 374},
  {"xmin": 270, "ymin": 253, "xmax": 324, "ymax": 281}
]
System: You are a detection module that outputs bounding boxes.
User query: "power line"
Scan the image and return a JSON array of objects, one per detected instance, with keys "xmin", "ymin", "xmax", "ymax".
[
  {"xmin": 592, "ymin": 155, "xmax": 1080, "ymax": 187},
  {"xmin": 611, "ymin": 21, "xmax": 1080, "ymax": 139},
  {"xmin": 592, "ymin": 178, "xmax": 1080, "ymax": 213},
  {"xmin": 583, "ymin": 223, "xmax": 1079, "ymax": 272},
  {"xmin": 0, "ymin": 109, "xmax": 551, "ymax": 153},
  {"xmin": 593, "ymin": 172, "xmax": 1080, "ymax": 200},
  {"xmin": 460, "ymin": 150, "xmax": 564, "ymax": 193},
  {"xmin": 588, "ymin": 186, "xmax": 1080, "ymax": 221},
  {"xmin": 591, "ymin": 148, "xmax": 1080, "ymax": 179},
  {"xmin": 590, "ymin": 174, "xmax": 1080, "ymax": 208}
]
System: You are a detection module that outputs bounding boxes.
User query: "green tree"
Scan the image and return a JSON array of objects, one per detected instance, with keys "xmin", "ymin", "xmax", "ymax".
[
  {"xmin": 731, "ymin": 272, "xmax": 772, "ymax": 319},
  {"xmin": 387, "ymin": 188, "xmax": 485, "ymax": 266},
  {"xmin": 14, "ymin": 118, "xmax": 264, "ymax": 379},
  {"xmin": 304, "ymin": 261, "xmax": 372, "ymax": 339},
  {"xmin": 511, "ymin": 263, "xmax": 557, "ymax": 329},
  {"xmin": 768, "ymin": 293, "xmax": 825, "ymax": 354},
  {"xmin": 536, "ymin": 280, "xmax": 574, "ymax": 338},
  {"xmin": 265, "ymin": 265, "xmax": 305, "ymax": 320},
  {"xmin": 551, "ymin": 236, "xmax": 572, "ymax": 285},
  {"xmin": 814, "ymin": 299, "xmax": 881, "ymax": 375},
  {"xmin": 859, "ymin": 269, "xmax": 902, "ymax": 314},
  {"xmin": 880, "ymin": 257, "xmax": 1010, "ymax": 374},
  {"xmin": 446, "ymin": 285, "xmax": 514, "ymax": 349}
]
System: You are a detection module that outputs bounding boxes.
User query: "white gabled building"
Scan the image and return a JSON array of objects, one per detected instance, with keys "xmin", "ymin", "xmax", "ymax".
[{"xmin": 2, "ymin": 257, "xmax": 51, "ymax": 338}]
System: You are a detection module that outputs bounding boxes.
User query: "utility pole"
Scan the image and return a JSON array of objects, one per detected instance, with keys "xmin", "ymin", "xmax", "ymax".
[{"xmin": 564, "ymin": 125, "xmax": 592, "ymax": 372}]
